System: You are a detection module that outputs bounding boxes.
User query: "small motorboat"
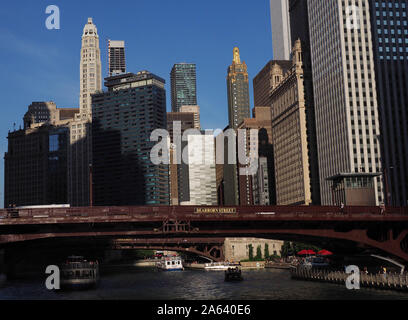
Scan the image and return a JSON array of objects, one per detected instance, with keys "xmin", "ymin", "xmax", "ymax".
[{"xmin": 225, "ymin": 267, "xmax": 243, "ymax": 282}]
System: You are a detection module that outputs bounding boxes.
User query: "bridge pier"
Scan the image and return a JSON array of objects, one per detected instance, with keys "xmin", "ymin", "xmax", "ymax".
[{"xmin": 0, "ymin": 249, "xmax": 6, "ymax": 284}]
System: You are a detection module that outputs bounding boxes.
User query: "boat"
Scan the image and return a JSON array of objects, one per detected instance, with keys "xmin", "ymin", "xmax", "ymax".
[
  {"xmin": 300, "ymin": 256, "xmax": 329, "ymax": 269},
  {"xmin": 156, "ymin": 256, "xmax": 184, "ymax": 271},
  {"xmin": 59, "ymin": 256, "xmax": 99, "ymax": 290},
  {"xmin": 225, "ymin": 267, "xmax": 243, "ymax": 282},
  {"xmin": 204, "ymin": 262, "xmax": 240, "ymax": 271}
]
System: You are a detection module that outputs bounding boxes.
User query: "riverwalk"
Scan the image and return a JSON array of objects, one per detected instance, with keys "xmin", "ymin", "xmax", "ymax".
[{"xmin": 290, "ymin": 267, "xmax": 408, "ymax": 292}]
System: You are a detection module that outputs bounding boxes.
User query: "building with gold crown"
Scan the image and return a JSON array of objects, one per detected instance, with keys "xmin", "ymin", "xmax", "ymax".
[{"xmin": 226, "ymin": 47, "xmax": 250, "ymax": 130}]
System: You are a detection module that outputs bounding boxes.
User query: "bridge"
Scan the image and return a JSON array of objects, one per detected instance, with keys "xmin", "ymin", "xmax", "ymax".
[{"xmin": 0, "ymin": 205, "xmax": 408, "ymax": 262}]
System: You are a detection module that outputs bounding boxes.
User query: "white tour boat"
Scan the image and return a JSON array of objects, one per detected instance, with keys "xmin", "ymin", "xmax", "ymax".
[
  {"xmin": 204, "ymin": 262, "xmax": 240, "ymax": 271},
  {"xmin": 156, "ymin": 256, "xmax": 184, "ymax": 271}
]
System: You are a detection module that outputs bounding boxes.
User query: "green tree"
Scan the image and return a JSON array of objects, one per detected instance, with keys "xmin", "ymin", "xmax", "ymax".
[
  {"xmin": 255, "ymin": 245, "xmax": 262, "ymax": 260},
  {"xmin": 264, "ymin": 244, "xmax": 270, "ymax": 259},
  {"xmin": 281, "ymin": 241, "xmax": 292, "ymax": 257},
  {"xmin": 248, "ymin": 244, "xmax": 254, "ymax": 261}
]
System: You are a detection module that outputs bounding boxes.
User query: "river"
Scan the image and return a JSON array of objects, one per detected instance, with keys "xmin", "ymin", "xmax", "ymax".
[{"xmin": 0, "ymin": 267, "xmax": 407, "ymax": 300}]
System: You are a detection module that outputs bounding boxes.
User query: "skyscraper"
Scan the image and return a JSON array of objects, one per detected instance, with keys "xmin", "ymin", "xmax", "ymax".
[
  {"xmin": 227, "ymin": 47, "xmax": 250, "ymax": 129},
  {"xmin": 179, "ymin": 131, "xmax": 218, "ymax": 206},
  {"xmin": 79, "ymin": 18, "xmax": 102, "ymax": 120},
  {"xmin": 170, "ymin": 63, "xmax": 197, "ymax": 112},
  {"xmin": 108, "ymin": 40, "xmax": 126, "ymax": 77},
  {"xmin": 92, "ymin": 71, "xmax": 169, "ymax": 206},
  {"xmin": 368, "ymin": 0, "xmax": 408, "ymax": 206},
  {"xmin": 288, "ymin": 0, "xmax": 320, "ymax": 205},
  {"xmin": 237, "ymin": 107, "xmax": 276, "ymax": 206},
  {"xmin": 68, "ymin": 17, "xmax": 102, "ymax": 207},
  {"xmin": 308, "ymin": 0, "xmax": 383, "ymax": 205},
  {"xmin": 271, "ymin": 41, "xmax": 314, "ymax": 205},
  {"xmin": 167, "ymin": 111, "xmax": 196, "ymax": 205},
  {"xmin": 270, "ymin": 0, "xmax": 291, "ymax": 60}
]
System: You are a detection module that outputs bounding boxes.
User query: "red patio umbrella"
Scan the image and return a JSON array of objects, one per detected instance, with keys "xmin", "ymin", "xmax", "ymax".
[
  {"xmin": 318, "ymin": 250, "xmax": 333, "ymax": 256},
  {"xmin": 297, "ymin": 250, "xmax": 316, "ymax": 255}
]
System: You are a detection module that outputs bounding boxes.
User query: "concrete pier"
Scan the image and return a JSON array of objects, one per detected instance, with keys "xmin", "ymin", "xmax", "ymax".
[{"xmin": 290, "ymin": 267, "xmax": 408, "ymax": 292}]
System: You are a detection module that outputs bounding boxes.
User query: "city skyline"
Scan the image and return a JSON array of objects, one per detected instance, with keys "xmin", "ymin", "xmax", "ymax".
[{"xmin": 0, "ymin": 0, "xmax": 274, "ymax": 207}]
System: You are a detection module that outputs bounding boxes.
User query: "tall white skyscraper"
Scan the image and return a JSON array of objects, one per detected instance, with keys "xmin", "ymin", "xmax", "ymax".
[
  {"xmin": 68, "ymin": 17, "xmax": 102, "ymax": 206},
  {"xmin": 307, "ymin": 0, "xmax": 383, "ymax": 205},
  {"xmin": 270, "ymin": 0, "xmax": 291, "ymax": 60},
  {"xmin": 79, "ymin": 17, "xmax": 102, "ymax": 120},
  {"xmin": 179, "ymin": 132, "xmax": 217, "ymax": 206}
]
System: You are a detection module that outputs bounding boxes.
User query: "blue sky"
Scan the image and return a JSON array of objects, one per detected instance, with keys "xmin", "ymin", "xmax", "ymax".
[{"xmin": 0, "ymin": 0, "xmax": 274, "ymax": 207}]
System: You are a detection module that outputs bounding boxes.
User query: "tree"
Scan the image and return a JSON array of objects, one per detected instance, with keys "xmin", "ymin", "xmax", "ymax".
[
  {"xmin": 281, "ymin": 241, "xmax": 292, "ymax": 257},
  {"xmin": 255, "ymin": 245, "xmax": 262, "ymax": 260},
  {"xmin": 264, "ymin": 244, "xmax": 270, "ymax": 259},
  {"xmin": 248, "ymin": 244, "xmax": 254, "ymax": 261}
]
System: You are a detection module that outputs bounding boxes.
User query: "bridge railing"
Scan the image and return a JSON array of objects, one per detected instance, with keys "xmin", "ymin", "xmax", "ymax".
[{"xmin": 0, "ymin": 205, "xmax": 407, "ymax": 220}]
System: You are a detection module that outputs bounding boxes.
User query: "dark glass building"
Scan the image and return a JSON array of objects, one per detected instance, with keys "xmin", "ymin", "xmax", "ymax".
[
  {"xmin": 368, "ymin": 0, "xmax": 408, "ymax": 206},
  {"xmin": 170, "ymin": 63, "xmax": 197, "ymax": 112},
  {"xmin": 92, "ymin": 71, "xmax": 169, "ymax": 206},
  {"xmin": 4, "ymin": 125, "xmax": 69, "ymax": 207}
]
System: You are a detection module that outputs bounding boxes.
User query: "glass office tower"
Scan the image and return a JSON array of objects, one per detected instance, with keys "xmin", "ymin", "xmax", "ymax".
[
  {"xmin": 170, "ymin": 63, "xmax": 197, "ymax": 112},
  {"xmin": 92, "ymin": 71, "xmax": 169, "ymax": 206},
  {"xmin": 368, "ymin": 0, "xmax": 408, "ymax": 206}
]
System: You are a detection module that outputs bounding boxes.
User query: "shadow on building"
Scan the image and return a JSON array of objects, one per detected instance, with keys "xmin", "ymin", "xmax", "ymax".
[
  {"xmin": 92, "ymin": 119, "xmax": 146, "ymax": 206},
  {"xmin": 258, "ymin": 128, "xmax": 276, "ymax": 205}
]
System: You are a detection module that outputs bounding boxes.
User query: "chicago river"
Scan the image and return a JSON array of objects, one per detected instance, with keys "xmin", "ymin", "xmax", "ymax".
[{"xmin": 1, "ymin": 267, "xmax": 407, "ymax": 300}]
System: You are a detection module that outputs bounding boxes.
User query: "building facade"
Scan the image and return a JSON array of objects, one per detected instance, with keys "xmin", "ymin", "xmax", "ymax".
[
  {"xmin": 237, "ymin": 107, "xmax": 276, "ymax": 206},
  {"xmin": 68, "ymin": 17, "xmax": 103, "ymax": 207},
  {"xmin": 170, "ymin": 63, "xmax": 197, "ymax": 112},
  {"xmin": 270, "ymin": 0, "xmax": 292, "ymax": 60},
  {"xmin": 167, "ymin": 111, "xmax": 196, "ymax": 205},
  {"xmin": 79, "ymin": 17, "xmax": 102, "ymax": 120},
  {"xmin": 271, "ymin": 41, "xmax": 313, "ymax": 205},
  {"xmin": 227, "ymin": 47, "xmax": 251, "ymax": 129},
  {"xmin": 23, "ymin": 102, "xmax": 78, "ymax": 129},
  {"xmin": 252, "ymin": 157, "xmax": 271, "ymax": 205},
  {"xmin": 179, "ymin": 105, "xmax": 201, "ymax": 130},
  {"xmin": 288, "ymin": 0, "xmax": 321, "ymax": 205},
  {"xmin": 4, "ymin": 125, "xmax": 69, "ymax": 207},
  {"xmin": 108, "ymin": 40, "xmax": 126, "ymax": 77},
  {"xmin": 92, "ymin": 71, "xmax": 169, "ymax": 206},
  {"xmin": 308, "ymin": 0, "xmax": 383, "ymax": 205},
  {"xmin": 253, "ymin": 60, "xmax": 292, "ymax": 107},
  {"xmin": 368, "ymin": 0, "xmax": 408, "ymax": 206},
  {"xmin": 224, "ymin": 238, "xmax": 284, "ymax": 262},
  {"xmin": 179, "ymin": 132, "xmax": 217, "ymax": 206}
]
